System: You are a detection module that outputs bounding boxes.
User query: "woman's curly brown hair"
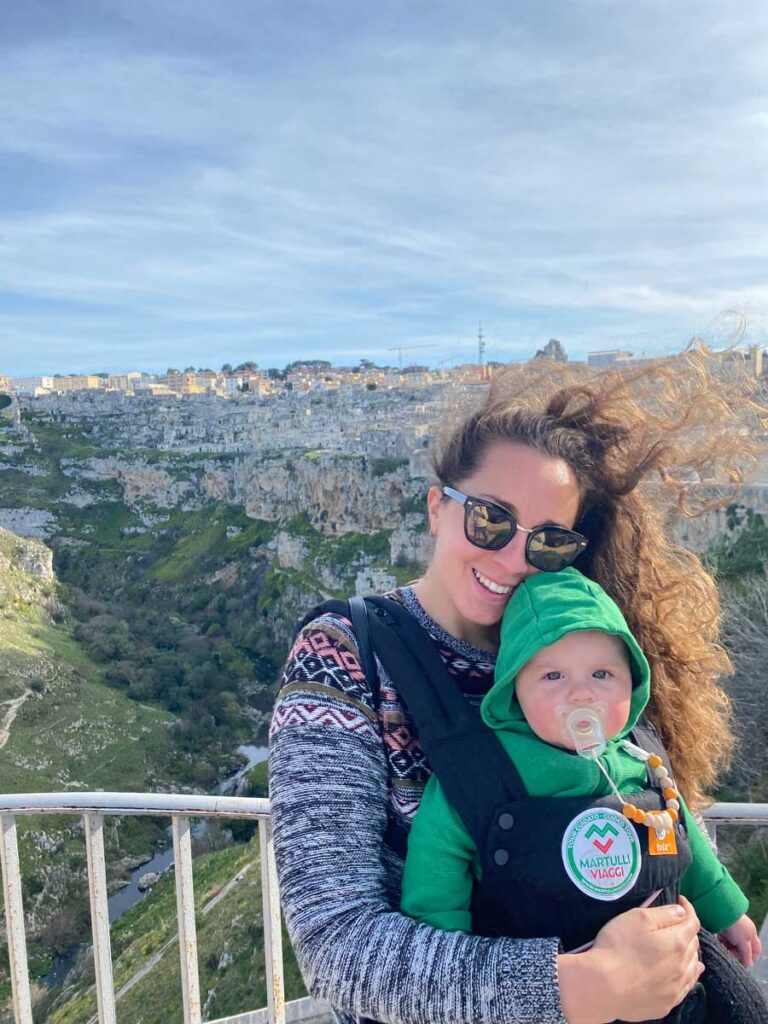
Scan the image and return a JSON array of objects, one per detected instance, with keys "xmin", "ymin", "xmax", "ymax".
[{"xmin": 432, "ymin": 352, "xmax": 765, "ymax": 807}]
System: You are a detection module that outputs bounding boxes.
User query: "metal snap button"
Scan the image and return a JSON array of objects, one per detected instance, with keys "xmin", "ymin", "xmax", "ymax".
[
  {"xmin": 493, "ymin": 849, "xmax": 509, "ymax": 867},
  {"xmin": 498, "ymin": 813, "xmax": 514, "ymax": 830}
]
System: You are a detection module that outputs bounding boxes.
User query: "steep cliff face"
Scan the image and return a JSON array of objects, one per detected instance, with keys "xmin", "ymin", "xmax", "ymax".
[
  {"xmin": 68, "ymin": 450, "xmax": 420, "ymax": 535},
  {"xmin": 234, "ymin": 453, "xmax": 413, "ymax": 533},
  {"xmin": 73, "ymin": 457, "xmax": 194, "ymax": 508},
  {"xmin": 0, "ymin": 528, "xmax": 59, "ymax": 700}
]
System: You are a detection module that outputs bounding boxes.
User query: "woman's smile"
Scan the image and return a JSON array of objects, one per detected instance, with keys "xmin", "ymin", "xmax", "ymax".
[{"xmin": 471, "ymin": 567, "xmax": 514, "ymax": 597}]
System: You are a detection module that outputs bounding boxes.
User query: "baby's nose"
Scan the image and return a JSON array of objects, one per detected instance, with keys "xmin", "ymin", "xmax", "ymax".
[{"xmin": 568, "ymin": 679, "xmax": 599, "ymax": 701}]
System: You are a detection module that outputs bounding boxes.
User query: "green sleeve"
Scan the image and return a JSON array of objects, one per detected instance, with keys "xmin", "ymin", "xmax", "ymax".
[
  {"xmin": 400, "ymin": 774, "xmax": 479, "ymax": 932},
  {"xmin": 678, "ymin": 796, "xmax": 748, "ymax": 933}
]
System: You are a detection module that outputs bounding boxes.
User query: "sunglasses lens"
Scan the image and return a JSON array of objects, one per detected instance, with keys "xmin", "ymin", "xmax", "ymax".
[
  {"xmin": 466, "ymin": 502, "xmax": 515, "ymax": 550},
  {"xmin": 527, "ymin": 529, "xmax": 584, "ymax": 572}
]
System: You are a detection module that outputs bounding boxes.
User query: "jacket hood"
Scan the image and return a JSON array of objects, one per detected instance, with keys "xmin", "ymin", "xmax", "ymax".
[{"xmin": 483, "ymin": 568, "xmax": 651, "ymax": 740}]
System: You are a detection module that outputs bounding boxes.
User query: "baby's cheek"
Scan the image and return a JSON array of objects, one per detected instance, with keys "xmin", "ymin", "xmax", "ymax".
[{"xmin": 606, "ymin": 697, "xmax": 633, "ymax": 739}]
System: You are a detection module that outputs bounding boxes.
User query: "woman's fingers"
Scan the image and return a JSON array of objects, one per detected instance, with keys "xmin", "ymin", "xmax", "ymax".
[{"xmin": 588, "ymin": 900, "xmax": 704, "ymax": 1021}]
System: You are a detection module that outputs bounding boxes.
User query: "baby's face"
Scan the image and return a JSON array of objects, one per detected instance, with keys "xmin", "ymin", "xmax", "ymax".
[{"xmin": 515, "ymin": 630, "xmax": 633, "ymax": 750}]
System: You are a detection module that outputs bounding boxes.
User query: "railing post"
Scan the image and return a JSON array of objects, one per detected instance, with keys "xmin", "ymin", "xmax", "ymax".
[
  {"xmin": 0, "ymin": 814, "xmax": 34, "ymax": 1024},
  {"xmin": 83, "ymin": 813, "xmax": 117, "ymax": 1024},
  {"xmin": 260, "ymin": 817, "xmax": 285, "ymax": 1024},
  {"xmin": 173, "ymin": 815, "xmax": 202, "ymax": 1024}
]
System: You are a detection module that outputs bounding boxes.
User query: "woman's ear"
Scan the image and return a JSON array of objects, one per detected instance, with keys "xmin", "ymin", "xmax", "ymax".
[{"xmin": 426, "ymin": 485, "xmax": 443, "ymax": 537}]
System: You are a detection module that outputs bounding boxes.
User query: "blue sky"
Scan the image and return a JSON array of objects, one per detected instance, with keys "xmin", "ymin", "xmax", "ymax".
[{"xmin": 2, "ymin": 0, "xmax": 768, "ymax": 375}]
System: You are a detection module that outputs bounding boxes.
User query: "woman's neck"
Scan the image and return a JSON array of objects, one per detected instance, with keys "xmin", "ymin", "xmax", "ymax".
[{"xmin": 411, "ymin": 576, "xmax": 500, "ymax": 654}]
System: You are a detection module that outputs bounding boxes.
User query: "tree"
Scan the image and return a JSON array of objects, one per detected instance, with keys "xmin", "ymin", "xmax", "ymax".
[
  {"xmin": 221, "ymin": 363, "xmax": 233, "ymax": 373},
  {"xmin": 355, "ymin": 359, "xmax": 377, "ymax": 374},
  {"xmin": 284, "ymin": 360, "xmax": 330, "ymax": 372},
  {"xmin": 183, "ymin": 365, "xmax": 196, "ymax": 373},
  {"xmin": 533, "ymin": 338, "xmax": 568, "ymax": 362},
  {"xmin": 235, "ymin": 361, "xmax": 259, "ymax": 372},
  {"xmin": 166, "ymin": 368, "xmax": 180, "ymax": 376}
]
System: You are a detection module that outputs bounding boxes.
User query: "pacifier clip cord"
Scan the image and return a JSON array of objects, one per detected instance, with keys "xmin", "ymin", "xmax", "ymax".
[{"xmin": 593, "ymin": 741, "xmax": 680, "ymax": 838}]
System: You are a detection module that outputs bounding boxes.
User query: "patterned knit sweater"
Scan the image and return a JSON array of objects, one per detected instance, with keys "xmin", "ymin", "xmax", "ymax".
[{"xmin": 269, "ymin": 586, "xmax": 568, "ymax": 1024}]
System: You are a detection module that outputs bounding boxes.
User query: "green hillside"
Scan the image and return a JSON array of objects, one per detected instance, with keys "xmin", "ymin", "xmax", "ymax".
[
  {"xmin": 41, "ymin": 836, "xmax": 306, "ymax": 1024},
  {"xmin": 0, "ymin": 528, "xmax": 184, "ymax": 1003}
]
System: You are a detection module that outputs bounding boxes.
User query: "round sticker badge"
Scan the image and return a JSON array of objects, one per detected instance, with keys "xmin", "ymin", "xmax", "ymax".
[{"xmin": 561, "ymin": 807, "xmax": 642, "ymax": 901}]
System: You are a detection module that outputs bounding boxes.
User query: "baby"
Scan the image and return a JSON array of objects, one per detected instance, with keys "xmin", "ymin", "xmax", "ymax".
[{"xmin": 401, "ymin": 568, "xmax": 761, "ymax": 1014}]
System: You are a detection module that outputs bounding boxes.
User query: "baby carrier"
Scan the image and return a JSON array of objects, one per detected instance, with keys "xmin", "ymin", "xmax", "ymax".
[{"xmin": 293, "ymin": 594, "xmax": 768, "ymax": 1024}]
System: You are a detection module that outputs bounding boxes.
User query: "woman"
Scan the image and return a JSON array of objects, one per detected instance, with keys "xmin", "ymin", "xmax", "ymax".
[{"xmin": 270, "ymin": 359, "xmax": 757, "ymax": 1024}]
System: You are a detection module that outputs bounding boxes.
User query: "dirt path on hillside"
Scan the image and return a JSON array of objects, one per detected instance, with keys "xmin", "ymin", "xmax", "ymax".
[
  {"xmin": 0, "ymin": 691, "xmax": 30, "ymax": 750},
  {"xmin": 84, "ymin": 860, "xmax": 255, "ymax": 1023}
]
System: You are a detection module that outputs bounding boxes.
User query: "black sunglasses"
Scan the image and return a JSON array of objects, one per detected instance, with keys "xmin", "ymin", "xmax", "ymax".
[{"xmin": 442, "ymin": 486, "xmax": 589, "ymax": 573}]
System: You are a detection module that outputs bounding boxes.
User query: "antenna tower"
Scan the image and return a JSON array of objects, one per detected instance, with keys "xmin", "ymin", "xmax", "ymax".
[{"xmin": 478, "ymin": 321, "xmax": 485, "ymax": 368}]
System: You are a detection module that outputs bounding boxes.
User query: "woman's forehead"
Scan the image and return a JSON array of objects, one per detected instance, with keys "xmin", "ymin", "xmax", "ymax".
[{"xmin": 464, "ymin": 441, "xmax": 581, "ymax": 523}]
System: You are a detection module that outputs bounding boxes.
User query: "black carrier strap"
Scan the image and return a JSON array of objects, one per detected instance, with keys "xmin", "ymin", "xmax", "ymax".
[
  {"xmin": 292, "ymin": 598, "xmax": 679, "ymax": 855},
  {"xmin": 362, "ymin": 595, "xmax": 527, "ymax": 850},
  {"xmin": 291, "ymin": 595, "xmax": 528, "ymax": 851},
  {"xmin": 348, "ymin": 595, "xmax": 379, "ymax": 705},
  {"xmin": 630, "ymin": 716, "xmax": 669, "ymax": 764}
]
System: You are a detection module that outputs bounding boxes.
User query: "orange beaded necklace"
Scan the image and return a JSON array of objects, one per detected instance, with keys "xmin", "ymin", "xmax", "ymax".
[
  {"xmin": 621, "ymin": 753, "xmax": 681, "ymax": 835},
  {"xmin": 592, "ymin": 743, "xmax": 680, "ymax": 840}
]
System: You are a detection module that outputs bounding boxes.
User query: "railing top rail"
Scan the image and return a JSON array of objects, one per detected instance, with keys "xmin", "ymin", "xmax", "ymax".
[
  {"xmin": 0, "ymin": 794, "xmax": 765, "ymax": 824},
  {"xmin": 0, "ymin": 792, "xmax": 270, "ymax": 819},
  {"xmin": 703, "ymin": 802, "xmax": 768, "ymax": 824}
]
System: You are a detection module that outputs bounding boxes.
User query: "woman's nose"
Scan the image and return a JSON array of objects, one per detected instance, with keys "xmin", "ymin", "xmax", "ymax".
[{"xmin": 491, "ymin": 530, "xmax": 530, "ymax": 577}]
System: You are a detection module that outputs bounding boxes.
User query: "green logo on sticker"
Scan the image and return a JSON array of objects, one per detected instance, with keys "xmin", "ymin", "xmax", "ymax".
[{"xmin": 561, "ymin": 808, "xmax": 642, "ymax": 902}]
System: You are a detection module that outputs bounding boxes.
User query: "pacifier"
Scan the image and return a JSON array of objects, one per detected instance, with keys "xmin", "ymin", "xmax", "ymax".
[{"xmin": 559, "ymin": 703, "xmax": 608, "ymax": 759}]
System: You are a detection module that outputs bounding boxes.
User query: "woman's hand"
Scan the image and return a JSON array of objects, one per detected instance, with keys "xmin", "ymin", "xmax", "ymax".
[
  {"xmin": 558, "ymin": 896, "xmax": 703, "ymax": 1024},
  {"xmin": 719, "ymin": 914, "xmax": 762, "ymax": 967}
]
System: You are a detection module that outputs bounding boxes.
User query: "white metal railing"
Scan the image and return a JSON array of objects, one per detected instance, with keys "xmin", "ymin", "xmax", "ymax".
[
  {"xmin": 703, "ymin": 801, "xmax": 768, "ymax": 840},
  {"xmin": 0, "ymin": 796, "xmax": 766, "ymax": 1024},
  {"xmin": 0, "ymin": 793, "xmax": 290, "ymax": 1024}
]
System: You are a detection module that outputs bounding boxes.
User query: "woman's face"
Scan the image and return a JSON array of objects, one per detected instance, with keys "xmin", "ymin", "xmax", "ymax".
[{"xmin": 426, "ymin": 441, "xmax": 582, "ymax": 637}]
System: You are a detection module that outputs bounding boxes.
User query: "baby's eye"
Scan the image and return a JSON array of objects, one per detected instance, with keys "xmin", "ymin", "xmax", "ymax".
[
  {"xmin": 592, "ymin": 669, "xmax": 611, "ymax": 679},
  {"xmin": 543, "ymin": 671, "xmax": 563, "ymax": 681}
]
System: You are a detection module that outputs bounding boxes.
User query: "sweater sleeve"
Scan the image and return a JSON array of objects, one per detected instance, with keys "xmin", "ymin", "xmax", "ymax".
[
  {"xmin": 270, "ymin": 616, "xmax": 567, "ymax": 1024},
  {"xmin": 400, "ymin": 775, "xmax": 478, "ymax": 932},
  {"xmin": 678, "ymin": 795, "xmax": 749, "ymax": 933}
]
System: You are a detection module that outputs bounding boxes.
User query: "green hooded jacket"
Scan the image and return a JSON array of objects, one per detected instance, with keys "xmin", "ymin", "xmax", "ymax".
[{"xmin": 400, "ymin": 569, "xmax": 747, "ymax": 934}]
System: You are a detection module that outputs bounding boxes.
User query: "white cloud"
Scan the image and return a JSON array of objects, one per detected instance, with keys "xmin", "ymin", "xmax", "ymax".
[{"xmin": 1, "ymin": 1, "xmax": 768, "ymax": 374}]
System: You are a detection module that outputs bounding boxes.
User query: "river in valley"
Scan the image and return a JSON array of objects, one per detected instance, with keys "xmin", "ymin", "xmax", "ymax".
[
  {"xmin": 43, "ymin": 743, "xmax": 268, "ymax": 988},
  {"xmin": 106, "ymin": 743, "xmax": 268, "ymax": 922}
]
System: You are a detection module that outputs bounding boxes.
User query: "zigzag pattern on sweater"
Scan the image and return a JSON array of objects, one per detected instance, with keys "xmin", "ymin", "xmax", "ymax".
[
  {"xmin": 270, "ymin": 698, "xmax": 381, "ymax": 744},
  {"xmin": 273, "ymin": 588, "xmax": 497, "ymax": 824}
]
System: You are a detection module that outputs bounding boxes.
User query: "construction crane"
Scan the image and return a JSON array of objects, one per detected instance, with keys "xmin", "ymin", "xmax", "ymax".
[{"xmin": 388, "ymin": 343, "xmax": 436, "ymax": 370}]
